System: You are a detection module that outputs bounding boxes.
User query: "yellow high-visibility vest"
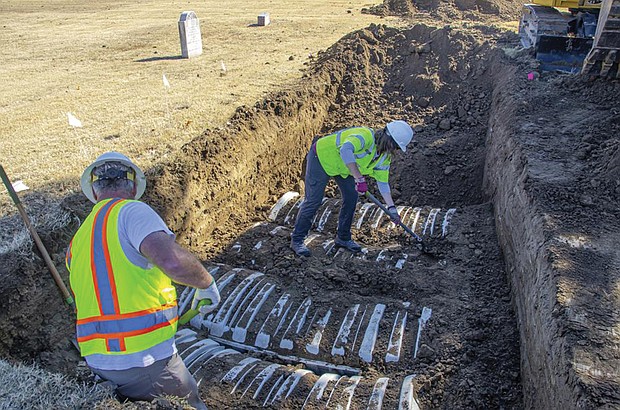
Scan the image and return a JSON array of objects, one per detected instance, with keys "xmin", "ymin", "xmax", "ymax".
[
  {"xmin": 315, "ymin": 127, "xmax": 391, "ymax": 183},
  {"xmin": 66, "ymin": 198, "xmax": 177, "ymax": 357}
]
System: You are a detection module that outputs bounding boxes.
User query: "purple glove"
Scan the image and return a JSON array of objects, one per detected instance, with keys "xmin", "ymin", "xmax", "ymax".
[
  {"xmin": 387, "ymin": 206, "xmax": 401, "ymax": 224},
  {"xmin": 355, "ymin": 177, "xmax": 368, "ymax": 195}
]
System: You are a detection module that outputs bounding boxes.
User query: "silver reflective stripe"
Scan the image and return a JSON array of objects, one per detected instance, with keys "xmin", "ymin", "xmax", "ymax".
[
  {"xmin": 336, "ymin": 128, "xmax": 363, "ymax": 146},
  {"xmin": 355, "ymin": 141, "xmax": 375, "ymax": 159},
  {"xmin": 367, "ymin": 129, "xmax": 376, "ymax": 157},
  {"xmin": 373, "ymin": 153, "xmax": 390, "ymax": 171},
  {"xmin": 334, "ymin": 128, "xmax": 376, "ymax": 159},
  {"xmin": 351, "ymin": 134, "xmax": 366, "ymax": 147},
  {"xmin": 335, "ymin": 131, "xmax": 343, "ymax": 146}
]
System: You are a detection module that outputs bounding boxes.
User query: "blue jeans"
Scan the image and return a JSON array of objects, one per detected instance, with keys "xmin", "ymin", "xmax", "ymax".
[{"xmin": 292, "ymin": 144, "xmax": 358, "ymax": 242}]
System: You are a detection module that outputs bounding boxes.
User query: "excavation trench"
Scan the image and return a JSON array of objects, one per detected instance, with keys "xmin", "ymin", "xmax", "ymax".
[
  {"xmin": 1, "ymin": 19, "xmax": 618, "ymax": 410},
  {"xmin": 148, "ymin": 21, "xmax": 619, "ymax": 409},
  {"xmin": 144, "ymin": 23, "xmax": 524, "ymax": 409}
]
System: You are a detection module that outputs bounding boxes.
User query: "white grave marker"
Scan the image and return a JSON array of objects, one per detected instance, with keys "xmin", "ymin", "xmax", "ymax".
[
  {"xmin": 258, "ymin": 12, "xmax": 270, "ymax": 26},
  {"xmin": 178, "ymin": 11, "xmax": 202, "ymax": 58}
]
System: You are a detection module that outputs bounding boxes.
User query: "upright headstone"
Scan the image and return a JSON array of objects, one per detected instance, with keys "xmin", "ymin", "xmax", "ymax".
[
  {"xmin": 178, "ymin": 11, "xmax": 202, "ymax": 58},
  {"xmin": 258, "ymin": 12, "xmax": 270, "ymax": 26}
]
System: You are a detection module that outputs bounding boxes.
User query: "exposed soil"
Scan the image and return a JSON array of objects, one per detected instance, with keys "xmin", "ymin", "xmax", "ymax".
[
  {"xmin": 0, "ymin": 0, "xmax": 619, "ymax": 409},
  {"xmin": 363, "ymin": 0, "xmax": 522, "ymax": 22}
]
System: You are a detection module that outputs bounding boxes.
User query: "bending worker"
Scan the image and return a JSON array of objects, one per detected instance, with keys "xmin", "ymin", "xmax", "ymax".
[
  {"xmin": 66, "ymin": 152, "xmax": 220, "ymax": 409},
  {"xmin": 291, "ymin": 120, "xmax": 414, "ymax": 257}
]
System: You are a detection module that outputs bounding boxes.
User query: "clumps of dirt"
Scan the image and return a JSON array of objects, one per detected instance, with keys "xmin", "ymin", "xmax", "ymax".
[
  {"xmin": 0, "ymin": 260, "xmax": 79, "ymax": 377},
  {"xmin": 0, "ymin": 195, "xmax": 79, "ymax": 373},
  {"xmin": 503, "ymin": 72, "xmax": 620, "ymax": 218},
  {"xmin": 362, "ymin": 0, "xmax": 415, "ymax": 18},
  {"xmin": 183, "ymin": 22, "xmax": 524, "ymax": 408},
  {"xmin": 560, "ymin": 78, "xmax": 620, "ymax": 189},
  {"xmin": 363, "ymin": 0, "xmax": 522, "ymax": 21},
  {"xmin": 311, "ymin": 23, "xmax": 513, "ymax": 207}
]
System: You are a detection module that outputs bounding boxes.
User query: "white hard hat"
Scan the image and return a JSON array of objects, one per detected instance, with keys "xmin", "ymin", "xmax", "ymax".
[
  {"xmin": 386, "ymin": 120, "xmax": 414, "ymax": 152},
  {"xmin": 80, "ymin": 152, "xmax": 146, "ymax": 203}
]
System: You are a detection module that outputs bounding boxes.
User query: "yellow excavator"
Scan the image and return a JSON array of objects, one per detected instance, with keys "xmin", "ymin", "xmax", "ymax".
[{"xmin": 519, "ymin": 0, "xmax": 620, "ymax": 77}]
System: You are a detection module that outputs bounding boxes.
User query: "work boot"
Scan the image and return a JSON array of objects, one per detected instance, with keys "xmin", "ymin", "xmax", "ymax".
[
  {"xmin": 334, "ymin": 238, "xmax": 362, "ymax": 253},
  {"xmin": 291, "ymin": 240, "xmax": 311, "ymax": 257}
]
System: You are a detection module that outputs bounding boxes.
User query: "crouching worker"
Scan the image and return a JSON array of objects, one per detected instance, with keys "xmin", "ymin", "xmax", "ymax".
[
  {"xmin": 291, "ymin": 120, "xmax": 414, "ymax": 257},
  {"xmin": 66, "ymin": 152, "xmax": 221, "ymax": 410}
]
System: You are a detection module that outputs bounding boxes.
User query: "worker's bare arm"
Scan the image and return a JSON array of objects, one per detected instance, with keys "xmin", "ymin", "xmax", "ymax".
[{"xmin": 140, "ymin": 231, "xmax": 214, "ymax": 288}]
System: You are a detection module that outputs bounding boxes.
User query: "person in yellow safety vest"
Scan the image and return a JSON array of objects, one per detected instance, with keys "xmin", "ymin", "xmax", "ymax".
[
  {"xmin": 66, "ymin": 152, "xmax": 220, "ymax": 410},
  {"xmin": 291, "ymin": 120, "xmax": 414, "ymax": 257}
]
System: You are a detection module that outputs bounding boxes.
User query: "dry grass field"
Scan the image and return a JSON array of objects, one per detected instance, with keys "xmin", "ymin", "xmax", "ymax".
[{"xmin": 0, "ymin": 0, "xmax": 401, "ymax": 214}]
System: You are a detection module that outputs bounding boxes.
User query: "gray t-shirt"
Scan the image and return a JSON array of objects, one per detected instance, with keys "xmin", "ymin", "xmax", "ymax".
[
  {"xmin": 118, "ymin": 201, "xmax": 174, "ymax": 268},
  {"xmin": 86, "ymin": 201, "xmax": 177, "ymax": 371}
]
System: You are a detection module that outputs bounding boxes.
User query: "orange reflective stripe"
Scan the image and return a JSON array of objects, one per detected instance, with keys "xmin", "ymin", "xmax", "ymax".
[
  {"xmin": 89, "ymin": 199, "xmax": 124, "ymax": 316},
  {"xmin": 77, "ymin": 316, "xmax": 179, "ymax": 343},
  {"xmin": 106, "ymin": 338, "xmax": 127, "ymax": 352},
  {"xmin": 76, "ymin": 302, "xmax": 178, "ymax": 325}
]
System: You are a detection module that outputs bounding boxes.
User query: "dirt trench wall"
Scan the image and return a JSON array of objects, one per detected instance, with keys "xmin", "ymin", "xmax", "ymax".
[
  {"xmin": 484, "ymin": 67, "xmax": 587, "ymax": 408},
  {"xmin": 147, "ymin": 85, "xmax": 332, "ymax": 255}
]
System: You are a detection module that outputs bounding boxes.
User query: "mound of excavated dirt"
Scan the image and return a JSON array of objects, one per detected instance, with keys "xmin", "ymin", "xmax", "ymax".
[
  {"xmin": 0, "ymin": 0, "xmax": 618, "ymax": 407},
  {"xmin": 363, "ymin": 0, "xmax": 522, "ymax": 22}
]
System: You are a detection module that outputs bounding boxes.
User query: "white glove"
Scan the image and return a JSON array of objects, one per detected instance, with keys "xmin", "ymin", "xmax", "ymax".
[{"xmin": 191, "ymin": 282, "xmax": 221, "ymax": 315}]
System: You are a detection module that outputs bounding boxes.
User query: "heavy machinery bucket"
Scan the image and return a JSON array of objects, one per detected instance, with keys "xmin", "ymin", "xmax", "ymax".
[
  {"xmin": 582, "ymin": 0, "xmax": 620, "ymax": 77},
  {"xmin": 536, "ymin": 35, "xmax": 594, "ymax": 72}
]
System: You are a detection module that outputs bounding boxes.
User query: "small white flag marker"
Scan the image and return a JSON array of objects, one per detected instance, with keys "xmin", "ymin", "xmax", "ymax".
[
  {"xmin": 163, "ymin": 73, "xmax": 171, "ymax": 89},
  {"xmin": 220, "ymin": 61, "xmax": 227, "ymax": 76},
  {"xmin": 67, "ymin": 112, "xmax": 82, "ymax": 128},
  {"xmin": 12, "ymin": 180, "xmax": 29, "ymax": 193}
]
